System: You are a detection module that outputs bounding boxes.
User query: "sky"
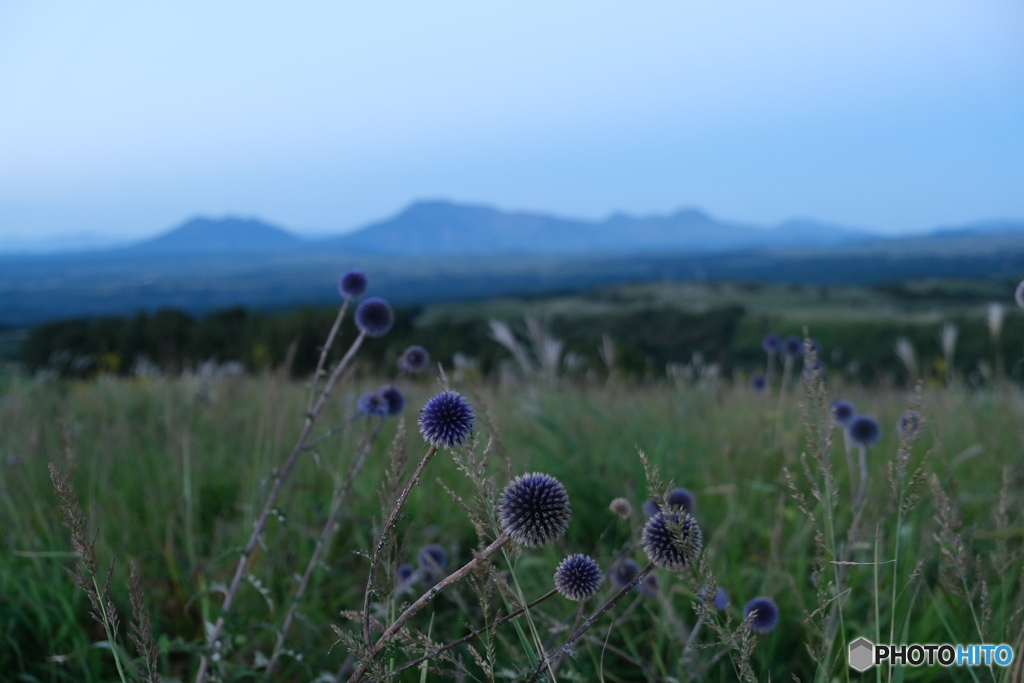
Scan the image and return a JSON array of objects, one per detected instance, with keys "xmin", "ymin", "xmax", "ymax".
[{"xmin": 1, "ymin": 1, "xmax": 1023, "ymax": 247}]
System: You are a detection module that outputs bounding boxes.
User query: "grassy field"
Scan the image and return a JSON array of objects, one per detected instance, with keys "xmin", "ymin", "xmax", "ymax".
[{"xmin": 2, "ymin": 344, "xmax": 1022, "ymax": 681}]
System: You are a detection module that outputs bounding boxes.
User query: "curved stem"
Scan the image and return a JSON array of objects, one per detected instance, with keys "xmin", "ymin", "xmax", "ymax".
[
  {"xmin": 194, "ymin": 331, "xmax": 366, "ymax": 683},
  {"xmin": 307, "ymin": 302, "xmax": 349, "ymax": 413}
]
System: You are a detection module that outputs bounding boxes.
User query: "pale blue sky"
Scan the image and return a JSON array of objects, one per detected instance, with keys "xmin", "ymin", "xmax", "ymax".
[{"xmin": 1, "ymin": 0, "xmax": 1022, "ymax": 244}]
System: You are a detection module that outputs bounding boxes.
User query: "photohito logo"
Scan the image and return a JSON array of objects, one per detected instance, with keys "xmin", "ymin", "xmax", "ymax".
[{"xmin": 849, "ymin": 638, "xmax": 1014, "ymax": 671}]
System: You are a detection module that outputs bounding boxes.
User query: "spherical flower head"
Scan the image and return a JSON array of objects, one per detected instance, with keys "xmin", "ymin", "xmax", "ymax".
[
  {"xmin": 357, "ymin": 390, "xmax": 389, "ymax": 417},
  {"xmin": 712, "ymin": 586, "xmax": 729, "ymax": 610},
  {"xmin": 417, "ymin": 544, "xmax": 448, "ymax": 573},
  {"xmin": 848, "ymin": 414, "xmax": 882, "ymax": 448},
  {"xmin": 642, "ymin": 499, "xmax": 660, "ymax": 517},
  {"xmin": 396, "ymin": 562, "xmax": 415, "ymax": 583},
  {"xmin": 667, "ymin": 488, "xmax": 696, "ymax": 516},
  {"xmin": 610, "ymin": 558, "xmax": 641, "ymax": 588},
  {"xmin": 418, "ymin": 391, "xmax": 475, "ymax": 449},
  {"xmin": 498, "ymin": 472, "xmax": 571, "ymax": 548},
  {"xmin": 1016, "ymin": 280, "xmax": 1024, "ymax": 309},
  {"xmin": 897, "ymin": 410, "xmax": 924, "ymax": 441},
  {"xmin": 743, "ymin": 596, "xmax": 779, "ymax": 634},
  {"xmin": 399, "ymin": 345, "xmax": 430, "ymax": 374},
  {"xmin": 381, "ymin": 386, "xmax": 405, "ymax": 417},
  {"xmin": 609, "ymin": 497, "xmax": 632, "ymax": 519},
  {"xmin": 830, "ymin": 399, "xmax": 855, "ymax": 427},
  {"xmin": 642, "ymin": 511, "xmax": 702, "ymax": 570},
  {"xmin": 553, "ymin": 554, "xmax": 602, "ymax": 601},
  {"xmin": 338, "ymin": 270, "xmax": 368, "ymax": 299},
  {"xmin": 782, "ymin": 335, "xmax": 804, "ymax": 358},
  {"xmin": 761, "ymin": 333, "xmax": 780, "ymax": 354},
  {"xmin": 355, "ymin": 297, "xmax": 394, "ymax": 337},
  {"xmin": 749, "ymin": 373, "xmax": 767, "ymax": 393},
  {"xmin": 640, "ymin": 572, "xmax": 661, "ymax": 597}
]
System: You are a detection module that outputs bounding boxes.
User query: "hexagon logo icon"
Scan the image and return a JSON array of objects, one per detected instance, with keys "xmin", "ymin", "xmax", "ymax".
[{"xmin": 849, "ymin": 637, "xmax": 874, "ymax": 672}]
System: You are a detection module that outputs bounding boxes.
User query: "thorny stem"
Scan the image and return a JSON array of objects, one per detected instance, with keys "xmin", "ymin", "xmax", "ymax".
[
  {"xmin": 390, "ymin": 588, "xmax": 559, "ymax": 675},
  {"xmin": 348, "ymin": 529, "xmax": 514, "ymax": 682},
  {"xmin": 194, "ymin": 331, "xmax": 366, "ymax": 683},
  {"xmin": 526, "ymin": 562, "xmax": 656, "ymax": 682},
  {"xmin": 307, "ymin": 301, "xmax": 349, "ymax": 414},
  {"xmin": 265, "ymin": 418, "xmax": 385, "ymax": 677},
  {"xmin": 361, "ymin": 444, "xmax": 440, "ymax": 648}
]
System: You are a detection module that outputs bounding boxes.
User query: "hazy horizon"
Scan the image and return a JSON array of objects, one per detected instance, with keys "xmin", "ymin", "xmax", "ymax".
[{"xmin": 3, "ymin": 1, "xmax": 1023, "ymax": 244}]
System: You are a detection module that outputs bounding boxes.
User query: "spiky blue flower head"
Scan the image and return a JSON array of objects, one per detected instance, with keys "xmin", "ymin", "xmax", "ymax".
[
  {"xmin": 396, "ymin": 562, "xmax": 415, "ymax": 583},
  {"xmin": 668, "ymin": 488, "xmax": 696, "ymax": 516},
  {"xmin": 830, "ymin": 399, "xmax": 856, "ymax": 427},
  {"xmin": 749, "ymin": 373, "xmax": 767, "ymax": 393},
  {"xmin": 761, "ymin": 333, "xmax": 780, "ymax": 354},
  {"xmin": 610, "ymin": 558, "xmax": 641, "ymax": 588},
  {"xmin": 642, "ymin": 499, "xmax": 660, "ymax": 517},
  {"xmin": 418, "ymin": 391, "xmax": 474, "ymax": 449},
  {"xmin": 499, "ymin": 472, "xmax": 571, "ymax": 548},
  {"xmin": 642, "ymin": 511, "xmax": 702, "ymax": 570},
  {"xmin": 381, "ymin": 386, "xmax": 405, "ymax": 417},
  {"xmin": 640, "ymin": 572, "xmax": 661, "ymax": 597},
  {"xmin": 1016, "ymin": 280, "xmax": 1024, "ymax": 309},
  {"xmin": 743, "ymin": 596, "xmax": 779, "ymax": 634},
  {"xmin": 355, "ymin": 297, "xmax": 394, "ymax": 337},
  {"xmin": 782, "ymin": 335, "xmax": 803, "ymax": 358},
  {"xmin": 417, "ymin": 544, "xmax": 448, "ymax": 573},
  {"xmin": 713, "ymin": 586, "xmax": 729, "ymax": 610},
  {"xmin": 357, "ymin": 391, "xmax": 389, "ymax": 417},
  {"xmin": 897, "ymin": 410, "xmax": 924, "ymax": 441},
  {"xmin": 338, "ymin": 270, "xmax": 368, "ymax": 299},
  {"xmin": 553, "ymin": 554, "xmax": 602, "ymax": 601},
  {"xmin": 848, "ymin": 414, "xmax": 882, "ymax": 448},
  {"xmin": 399, "ymin": 345, "xmax": 430, "ymax": 374}
]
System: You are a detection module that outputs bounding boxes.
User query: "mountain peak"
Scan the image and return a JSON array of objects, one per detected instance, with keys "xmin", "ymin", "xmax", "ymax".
[{"xmin": 133, "ymin": 215, "xmax": 303, "ymax": 252}]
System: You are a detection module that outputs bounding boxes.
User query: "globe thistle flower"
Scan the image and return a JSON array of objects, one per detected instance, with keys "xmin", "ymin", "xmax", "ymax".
[
  {"xmin": 896, "ymin": 410, "xmax": 924, "ymax": 441},
  {"xmin": 553, "ymin": 554, "xmax": 602, "ymax": 601},
  {"xmin": 355, "ymin": 297, "xmax": 394, "ymax": 337},
  {"xmin": 399, "ymin": 345, "xmax": 430, "ymax": 374},
  {"xmin": 609, "ymin": 497, "xmax": 632, "ymax": 518},
  {"xmin": 761, "ymin": 333, "xmax": 780, "ymax": 355},
  {"xmin": 830, "ymin": 399, "xmax": 856, "ymax": 428},
  {"xmin": 357, "ymin": 390, "xmax": 389, "ymax": 417},
  {"xmin": 381, "ymin": 386, "xmax": 405, "ymax": 417},
  {"xmin": 417, "ymin": 544, "xmax": 448, "ymax": 573},
  {"xmin": 848, "ymin": 415, "xmax": 882, "ymax": 448},
  {"xmin": 610, "ymin": 558, "xmax": 641, "ymax": 588},
  {"xmin": 743, "ymin": 596, "xmax": 779, "ymax": 634},
  {"xmin": 1016, "ymin": 280, "xmax": 1024, "ymax": 309},
  {"xmin": 498, "ymin": 472, "xmax": 571, "ymax": 547},
  {"xmin": 642, "ymin": 512, "xmax": 702, "ymax": 570},
  {"xmin": 418, "ymin": 391, "xmax": 474, "ymax": 449},
  {"xmin": 396, "ymin": 562, "xmax": 415, "ymax": 583},
  {"xmin": 642, "ymin": 499, "xmax": 660, "ymax": 517},
  {"xmin": 782, "ymin": 335, "xmax": 803, "ymax": 358},
  {"xmin": 640, "ymin": 572, "xmax": 661, "ymax": 597},
  {"xmin": 712, "ymin": 586, "xmax": 729, "ymax": 610},
  {"xmin": 749, "ymin": 373, "xmax": 767, "ymax": 393},
  {"xmin": 667, "ymin": 488, "xmax": 696, "ymax": 516},
  {"xmin": 338, "ymin": 270, "xmax": 368, "ymax": 298}
]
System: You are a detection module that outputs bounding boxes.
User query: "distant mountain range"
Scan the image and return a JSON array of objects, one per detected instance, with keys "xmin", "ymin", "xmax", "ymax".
[{"xmin": 2, "ymin": 200, "xmax": 1024, "ymax": 327}]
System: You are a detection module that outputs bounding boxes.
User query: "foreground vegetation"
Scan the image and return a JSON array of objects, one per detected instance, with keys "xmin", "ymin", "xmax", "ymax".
[{"xmin": 1, "ymin": 363, "xmax": 1021, "ymax": 681}]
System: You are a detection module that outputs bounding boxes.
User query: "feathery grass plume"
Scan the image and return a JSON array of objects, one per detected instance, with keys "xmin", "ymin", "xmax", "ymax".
[
  {"xmin": 609, "ymin": 497, "xmax": 632, "ymax": 518},
  {"xmin": 354, "ymin": 297, "xmax": 394, "ymax": 337},
  {"xmin": 380, "ymin": 385, "xmax": 405, "ymax": 416},
  {"xmin": 642, "ymin": 511, "xmax": 702, "ymax": 569},
  {"xmin": 938, "ymin": 321, "xmax": 958, "ymax": 384},
  {"xmin": 418, "ymin": 390, "xmax": 475, "ymax": 449},
  {"xmin": 1016, "ymin": 279, "xmax": 1024, "ymax": 308},
  {"xmin": 896, "ymin": 410, "xmax": 924, "ymax": 442},
  {"xmin": 987, "ymin": 302, "xmax": 1006, "ymax": 380},
  {"xmin": 127, "ymin": 561, "xmax": 160, "ymax": 683},
  {"xmin": 894, "ymin": 336, "xmax": 919, "ymax": 384},
  {"xmin": 743, "ymin": 597, "xmax": 779, "ymax": 634},
  {"xmin": 553, "ymin": 554, "xmax": 602, "ymax": 601},
  {"xmin": 338, "ymin": 270, "xmax": 368, "ymax": 298},
  {"xmin": 610, "ymin": 558, "xmax": 641, "ymax": 588},
  {"xmin": 498, "ymin": 472, "xmax": 572, "ymax": 547},
  {"xmin": 49, "ymin": 463, "xmax": 131, "ymax": 683},
  {"xmin": 667, "ymin": 487, "xmax": 696, "ymax": 515},
  {"xmin": 357, "ymin": 390, "xmax": 389, "ymax": 417},
  {"xmin": 398, "ymin": 345, "xmax": 430, "ymax": 374},
  {"xmin": 749, "ymin": 373, "xmax": 767, "ymax": 393}
]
